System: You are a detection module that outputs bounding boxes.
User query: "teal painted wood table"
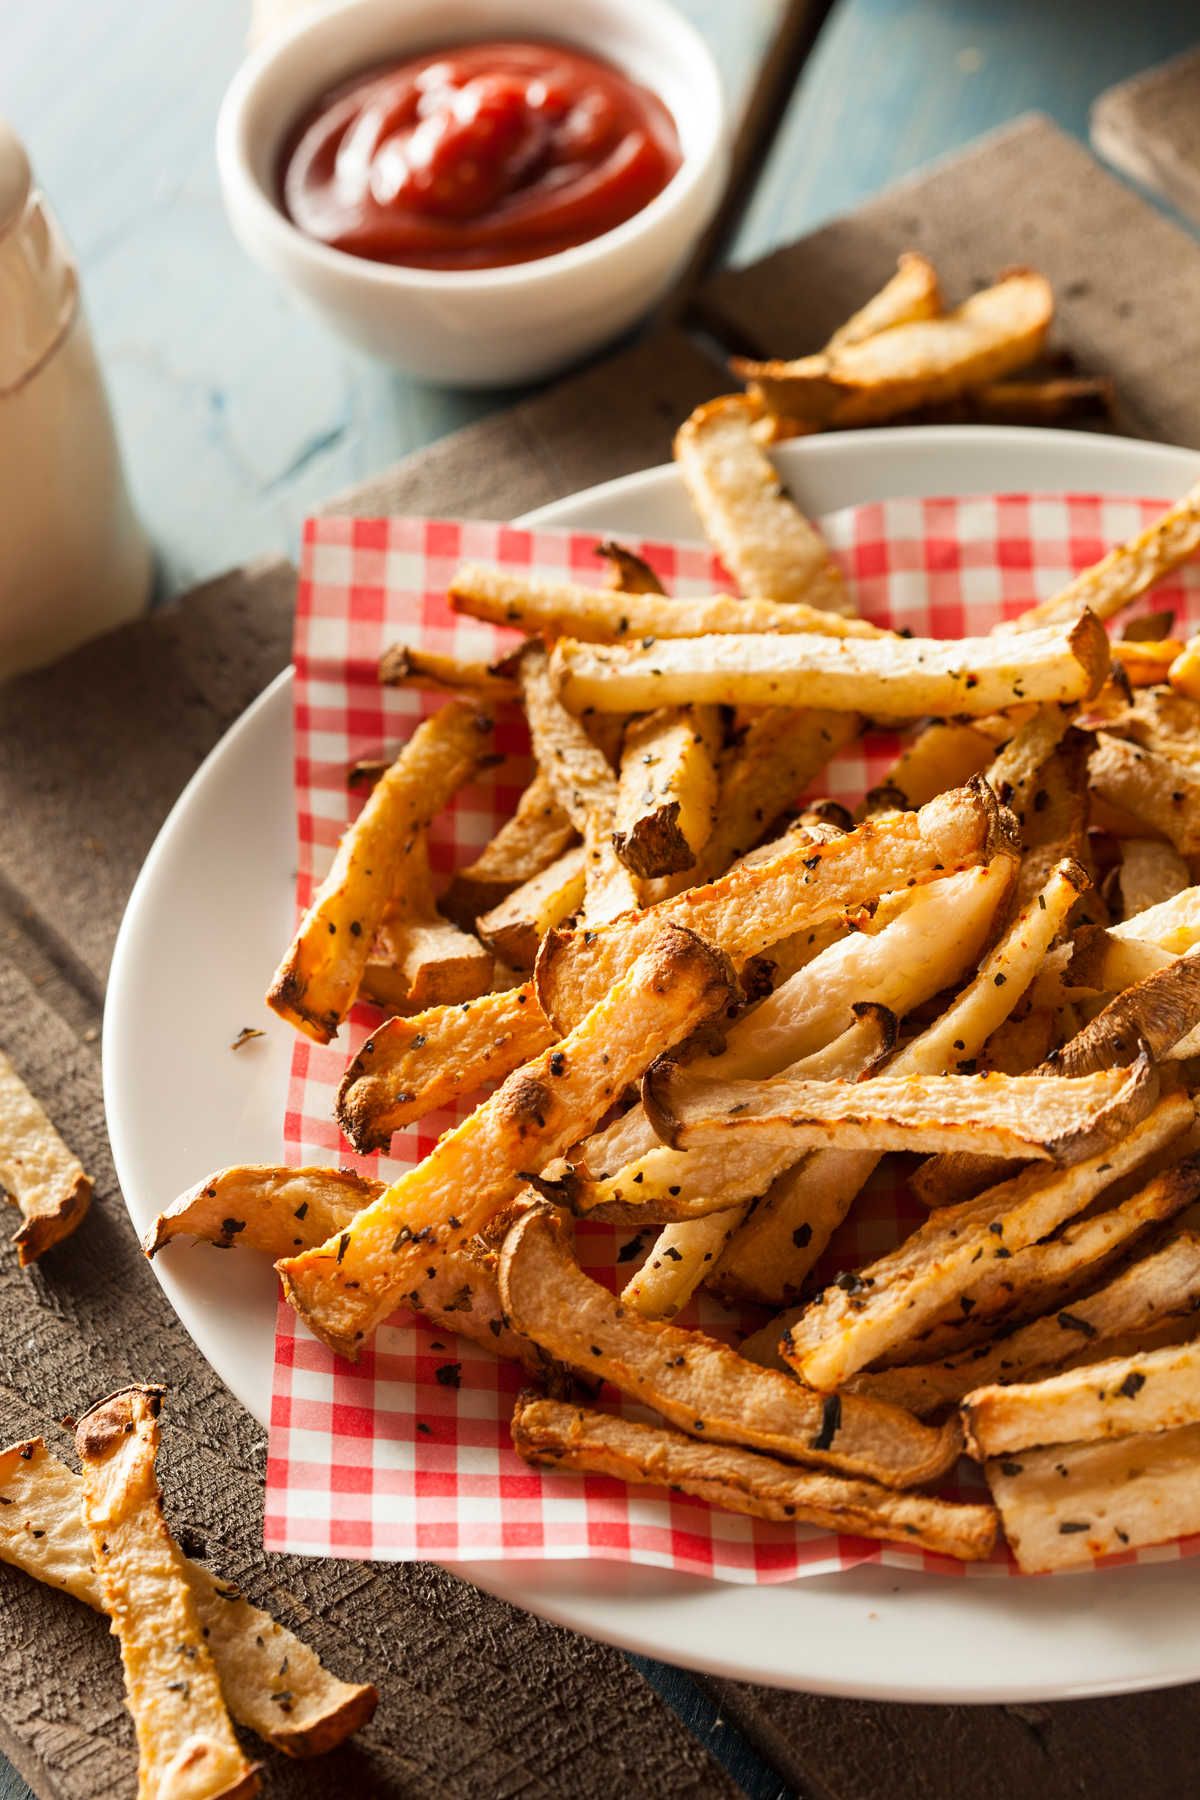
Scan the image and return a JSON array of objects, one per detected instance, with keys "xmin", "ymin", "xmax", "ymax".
[{"xmin": 2, "ymin": 5, "xmax": 1199, "ymax": 1797}]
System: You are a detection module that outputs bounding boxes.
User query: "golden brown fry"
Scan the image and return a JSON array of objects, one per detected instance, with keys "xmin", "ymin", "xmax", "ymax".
[
  {"xmin": 581, "ymin": 811, "xmax": 641, "ymax": 924},
  {"xmin": 825, "ymin": 252, "xmax": 943, "ymax": 351},
  {"xmin": 449, "ymin": 565, "xmax": 884, "ymax": 644},
  {"xmin": 867, "ymin": 721, "xmax": 996, "ymax": 813},
  {"xmin": 1111, "ymin": 638, "xmax": 1186, "ymax": 686},
  {"xmin": 595, "ymin": 539, "xmax": 666, "ymax": 594},
  {"xmin": 850, "ymin": 1203, "xmax": 1200, "ymax": 1416},
  {"xmin": 520, "ymin": 643, "xmax": 617, "ymax": 829},
  {"xmin": 0, "ymin": 1048, "xmax": 91, "ymax": 1265},
  {"xmin": 1046, "ymin": 947, "xmax": 1200, "ymax": 1075},
  {"xmin": 673, "ymin": 395, "xmax": 850, "ymax": 613},
  {"xmin": 360, "ymin": 831, "xmax": 493, "ymax": 1012},
  {"xmin": 952, "ymin": 375, "xmax": 1114, "ymax": 428},
  {"xmin": 144, "ymin": 1165, "xmax": 377, "ymax": 1258},
  {"xmin": 337, "ymin": 983, "xmax": 557, "ymax": 1152},
  {"xmin": 1105, "ymin": 838, "xmax": 1190, "ymax": 922},
  {"xmin": 511, "ymin": 1396, "xmax": 996, "ymax": 1562},
  {"xmin": 1169, "ymin": 632, "xmax": 1200, "ymax": 700},
  {"xmin": 781, "ymin": 1085, "xmax": 1184, "ymax": 1391},
  {"xmin": 985, "ymin": 704, "xmax": 1074, "ymax": 808},
  {"xmin": 612, "ymin": 706, "xmax": 721, "ymax": 879},
  {"xmin": 985, "ymin": 1421, "xmax": 1200, "ymax": 1571},
  {"xmin": 1015, "ymin": 476, "xmax": 1200, "ymax": 632},
  {"xmin": 0, "ymin": 1437, "xmax": 377, "ymax": 1758},
  {"xmin": 536, "ymin": 778, "xmax": 1010, "ymax": 1033},
  {"xmin": 550, "ymin": 612, "xmax": 1109, "ymax": 719},
  {"xmin": 76, "ymin": 1388, "xmax": 262, "ymax": 1799},
  {"xmin": 268, "ymin": 701, "xmax": 493, "ymax": 1042},
  {"xmin": 963, "ymin": 1337, "xmax": 1200, "ymax": 1461},
  {"xmin": 1111, "ymin": 883, "xmax": 1200, "ymax": 953},
  {"xmin": 476, "ymin": 845, "xmax": 586, "ymax": 971},
  {"xmin": 277, "ymin": 924, "xmax": 736, "ymax": 1359},
  {"xmin": 441, "ymin": 770, "xmax": 576, "ymax": 927},
  {"xmin": 378, "ymin": 642, "xmax": 518, "ymax": 700},
  {"xmin": 735, "ymin": 271, "xmax": 1053, "ymax": 429},
  {"xmin": 1089, "ymin": 732, "xmax": 1200, "ymax": 858},
  {"xmin": 499, "ymin": 1206, "xmax": 961, "ymax": 1488}
]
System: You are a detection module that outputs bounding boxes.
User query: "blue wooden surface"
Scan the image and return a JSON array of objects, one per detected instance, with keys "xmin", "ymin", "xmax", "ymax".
[{"xmin": 2, "ymin": 4, "xmax": 1199, "ymax": 1797}]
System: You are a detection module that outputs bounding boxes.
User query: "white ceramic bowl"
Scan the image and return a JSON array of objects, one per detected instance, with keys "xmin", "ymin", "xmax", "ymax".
[{"xmin": 217, "ymin": 0, "xmax": 727, "ymax": 386}]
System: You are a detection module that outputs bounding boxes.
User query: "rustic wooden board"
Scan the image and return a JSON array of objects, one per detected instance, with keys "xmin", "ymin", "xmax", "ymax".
[
  {"xmin": 1092, "ymin": 48, "xmax": 1200, "ymax": 226},
  {"xmin": 6, "ymin": 115, "xmax": 1200, "ymax": 1800},
  {"xmin": 698, "ymin": 112, "xmax": 1200, "ymax": 450}
]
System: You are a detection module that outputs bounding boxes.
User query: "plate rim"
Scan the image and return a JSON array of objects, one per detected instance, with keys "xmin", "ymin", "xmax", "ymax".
[{"xmin": 104, "ymin": 423, "xmax": 1200, "ymax": 1700}]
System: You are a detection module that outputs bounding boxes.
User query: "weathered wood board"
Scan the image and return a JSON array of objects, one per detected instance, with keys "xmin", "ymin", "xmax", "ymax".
[{"xmin": 1092, "ymin": 48, "xmax": 1200, "ymax": 227}]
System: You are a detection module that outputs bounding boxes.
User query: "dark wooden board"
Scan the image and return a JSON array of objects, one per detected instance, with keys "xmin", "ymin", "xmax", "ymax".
[
  {"xmin": 5, "ymin": 114, "xmax": 1200, "ymax": 1800},
  {"xmin": 1092, "ymin": 48, "xmax": 1200, "ymax": 227}
]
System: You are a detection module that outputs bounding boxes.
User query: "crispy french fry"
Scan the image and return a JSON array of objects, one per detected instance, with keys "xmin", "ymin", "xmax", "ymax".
[
  {"xmin": 716, "ymin": 859, "xmax": 1085, "ymax": 1305},
  {"xmin": 735, "ymin": 271, "xmax": 1053, "ymax": 429},
  {"xmin": 1105, "ymin": 838, "xmax": 1190, "ymax": 921},
  {"xmin": 986, "ymin": 704, "xmax": 1074, "ymax": 808},
  {"xmin": 1089, "ymin": 733, "xmax": 1200, "ymax": 858},
  {"xmin": 825, "ymin": 252, "xmax": 943, "ymax": 351},
  {"xmin": 950, "ymin": 375, "xmax": 1114, "ymax": 428},
  {"xmin": 550, "ymin": 612, "xmax": 1109, "ymax": 719},
  {"xmin": 1169, "ymin": 632, "xmax": 1200, "ymax": 701},
  {"xmin": 0, "ymin": 1437, "xmax": 377, "ymax": 1758},
  {"xmin": 1015, "ymin": 476, "xmax": 1200, "ymax": 632},
  {"xmin": 1046, "ymin": 947, "xmax": 1200, "ymax": 1075},
  {"xmin": 535, "ymin": 778, "xmax": 1010, "ymax": 1033},
  {"xmin": 595, "ymin": 539, "xmax": 665, "ymax": 594},
  {"xmin": 674, "ymin": 395, "xmax": 850, "ymax": 613},
  {"xmin": 511, "ymin": 1396, "xmax": 996, "ymax": 1561},
  {"xmin": 441, "ymin": 770, "xmax": 576, "ymax": 927},
  {"xmin": 867, "ymin": 721, "xmax": 996, "ymax": 813},
  {"xmin": 1111, "ymin": 883, "xmax": 1200, "ymax": 953},
  {"xmin": 1112, "ymin": 638, "xmax": 1186, "ymax": 686},
  {"xmin": 498, "ymin": 1206, "xmax": 960, "ymax": 1487},
  {"xmin": 611, "ymin": 706, "xmax": 721, "ymax": 879},
  {"xmin": 477, "ymin": 845, "xmax": 586, "ymax": 971},
  {"xmin": 519, "ymin": 643, "xmax": 617, "ymax": 830},
  {"xmin": 378, "ymin": 642, "xmax": 518, "ymax": 700},
  {"xmin": 268, "ymin": 701, "xmax": 493, "ymax": 1042},
  {"xmin": 581, "ymin": 811, "xmax": 641, "ymax": 924},
  {"xmin": 1064, "ymin": 925, "xmax": 1175, "ymax": 997},
  {"xmin": 0, "ymin": 1049, "xmax": 91, "ymax": 1265},
  {"xmin": 277, "ymin": 924, "xmax": 735, "ymax": 1358},
  {"xmin": 360, "ymin": 831, "xmax": 493, "ymax": 1012},
  {"xmin": 76, "ymin": 1389, "xmax": 262, "ymax": 1799},
  {"xmin": 449, "ymin": 565, "xmax": 884, "ymax": 643},
  {"xmin": 850, "ymin": 1206, "xmax": 1200, "ymax": 1416},
  {"xmin": 986, "ymin": 1421, "xmax": 1200, "ymax": 1571},
  {"xmin": 144, "ymin": 1165, "xmax": 376, "ymax": 1258},
  {"xmin": 781, "ymin": 1086, "xmax": 1186, "ymax": 1391},
  {"xmin": 964, "ymin": 1337, "xmax": 1200, "ymax": 1461},
  {"xmin": 337, "ymin": 984, "xmax": 556, "ymax": 1151}
]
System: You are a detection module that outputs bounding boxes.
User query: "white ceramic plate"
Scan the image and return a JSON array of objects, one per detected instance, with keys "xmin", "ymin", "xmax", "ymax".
[{"xmin": 105, "ymin": 425, "xmax": 1200, "ymax": 1701}]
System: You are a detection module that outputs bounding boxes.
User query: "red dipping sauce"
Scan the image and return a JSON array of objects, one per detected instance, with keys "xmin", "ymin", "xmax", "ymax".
[{"xmin": 279, "ymin": 40, "xmax": 682, "ymax": 271}]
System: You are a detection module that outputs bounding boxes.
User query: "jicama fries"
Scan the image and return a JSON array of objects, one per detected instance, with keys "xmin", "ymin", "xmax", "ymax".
[{"xmin": 0, "ymin": 1048, "xmax": 91, "ymax": 1264}]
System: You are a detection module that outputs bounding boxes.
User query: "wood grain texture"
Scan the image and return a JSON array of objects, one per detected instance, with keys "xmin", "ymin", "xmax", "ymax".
[
  {"xmin": 698, "ymin": 113, "xmax": 1200, "ymax": 449},
  {"xmin": 1092, "ymin": 48, "xmax": 1200, "ymax": 226}
]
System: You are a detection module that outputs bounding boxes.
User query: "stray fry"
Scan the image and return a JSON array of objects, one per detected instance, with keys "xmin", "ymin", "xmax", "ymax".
[
  {"xmin": 76, "ymin": 1388, "xmax": 262, "ymax": 1799},
  {"xmin": 550, "ymin": 612, "xmax": 1109, "ymax": 719},
  {"xmin": 0, "ymin": 1436, "xmax": 377, "ymax": 1758},
  {"xmin": 499, "ymin": 1206, "xmax": 961, "ymax": 1488},
  {"xmin": 0, "ymin": 1048, "xmax": 92, "ymax": 1265},
  {"xmin": 268, "ymin": 700, "xmax": 493, "ymax": 1042},
  {"xmin": 673, "ymin": 395, "xmax": 850, "ymax": 613},
  {"xmin": 511, "ymin": 1396, "xmax": 996, "ymax": 1561}
]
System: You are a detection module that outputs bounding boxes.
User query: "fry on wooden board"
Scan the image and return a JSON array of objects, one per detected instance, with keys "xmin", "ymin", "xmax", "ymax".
[{"xmin": 0, "ymin": 1048, "xmax": 91, "ymax": 1265}]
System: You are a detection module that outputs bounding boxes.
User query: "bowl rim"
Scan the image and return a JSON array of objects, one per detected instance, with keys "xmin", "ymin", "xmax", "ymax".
[{"xmin": 216, "ymin": 0, "xmax": 727, "ymax": 295}]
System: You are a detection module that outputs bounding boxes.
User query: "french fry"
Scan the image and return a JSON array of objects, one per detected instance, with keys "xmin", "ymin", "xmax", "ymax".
[
  {"xmin": 520, "ymin": 643, "xmax": 617, "ymax": 829},
  {"xmin": 946, "ymin": 376, "xmax": 1114, "ymax": 428},
  {"xmin": 825, "ymin": 252, "xmax": 943, "ymax": 351},
  {"xmin": 441, "ymin": 770, "xmax": 576, "ymax": 927},
  {"xmin": 1169, "ymin": 632, "xmax": 1200, "ymax": 701},
  {"xmin": 673, "ymin": 395, "xmax": 850, "ymax": 613},
  {"xmin": 1104, "ymin": 838, "xmax": 1190, "ymax": 921},
  {"xmin": 1088, "ymin": 733, "xmax": 1200, "ymax": 857},
  {"xmin": 1112, "ymin": 638, "xmax": 1186, "ymax": 686},
  {"xmin": 498, "ymin": 1206, "xmax": 960, "ymax": 1488},
  {"xmin": 867, "ymin": 721, "xmax": 996, "ymax": 813},
  {"xmin": 0, "ymin": 1436, "xmax": 377, "ymax": 1758},
  {"xmin": 75, "ymin": 1388, "xmax": 262, "ymax": 1799},
  {"xmin": 549, "ymin": 612, "xmax": 1109, "ymax": 719},
  {"xmin": 511, "ymin": 1396, "xmax": 997, "ymax": 1562},
  {"xmin": 361, "ymin": 830, "xmax": 493, "ymax": 1012},
  {"xmin": 734, "ymin": 271, "xmax": 1053, "ymax": 429},
  {"xmin": 535, "ymin": 778, "xmax": 1010, "ymax": 1033},
  {"xmin": 1046, "ymin": 947, "xmax": 1200, "ymax": 1074},
  {"xmin": 337, "ymin": 984, "xmax": 556, "ymax": 1151},
  {"xmin": 1064, "ymin": 925, "xmax": 1175, "ymax": 997},
  {"xmin": 611, "ymin": 706, "xmax": 721, "ymax": 879},
  {"xmin": 477, "ymin": 845, "xmax": 586, "ymax": 971},
  {"xmin": 1111, "ymin": 883, "xmax": 1200, "ymax": 953},
  {"xmin": 1094, "ymin": 685, "xmax": 1200, "ymax": 771},
  {"xmin": 449, "ymin": 565, "xmax": 885, "ymax": 643},
  {"xmin": 0, "ymin": 1048, "xmax": 91, "ymax": 1265},
  {"xmin": 716, "ymin": 859, "xmax": 1085, "ymax": 1304},
  {"xmin": 985, "ymin": 704, "xmax": 1074, "ymax": 809},
  {"xmin": 780, "ymin": 1086, "xmax": 1186, "ymax": 1391},
  {"xmin": 595, "ymin": 539, "xmax": 665, "ymax": 594},
  {"xmin": 985, "ymin": 1421, "xmax": 1200, "ymax": 1571},
  {"xmin": 963, "ymin": 1337, "xmax": 1200, "ymax": 1461},
  {"xmin": 268, "ymin": 700, "xmax": 494, "ymax": 1042},
  {"xmin": 1014, "ymin": 476, "xmax": 1200, "ymax": 632},
  {"xmin": 581, "ymin": 811, "xmax": 641, "ymax": 923},
  {"xmin": 849, "ymin": 1207, "xmax": 1200, "ymax": 1416},
  {"xmin": 277, "ymin": 924, "xmax": 736, "ymax": 1359},
  {"xmin": 378, "ymin": 642, "xmax": 518, "ymax": 700}
]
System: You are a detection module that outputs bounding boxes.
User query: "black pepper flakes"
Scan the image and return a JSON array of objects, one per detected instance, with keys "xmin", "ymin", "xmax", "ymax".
[
  {"xmin": 1118, "ymin": 1371, "xmax": 1146, "ymax": 1398},
  {"xmin": 811, "ymin": 1393, "xmax": 842, "ymax": 1452},
  {"xmin": 435, "ymin": 1362, "xmax": 462, "ymax": 1389}
]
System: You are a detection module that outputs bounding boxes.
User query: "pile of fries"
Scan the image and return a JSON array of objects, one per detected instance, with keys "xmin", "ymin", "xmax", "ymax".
[{"xmin": 153, "ymin": 258, "xmax": 1200, "ymax": 1576}]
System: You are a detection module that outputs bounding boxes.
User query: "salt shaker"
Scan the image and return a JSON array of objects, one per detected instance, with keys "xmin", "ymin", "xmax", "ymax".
[{"xmin": 0, "ymin": 116, "xmax": 151, "ymax": 680}]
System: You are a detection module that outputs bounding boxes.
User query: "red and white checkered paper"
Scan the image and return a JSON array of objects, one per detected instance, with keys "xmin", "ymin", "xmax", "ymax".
[{"xmin": 266, "ymin": 497, "xmax": 1200, "ymax": 1582}]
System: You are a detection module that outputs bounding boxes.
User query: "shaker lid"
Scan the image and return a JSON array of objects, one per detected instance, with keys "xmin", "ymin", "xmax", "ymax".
[{"xmin": 0, "ymin": 117, "xmax": 32, "ymax": 240}]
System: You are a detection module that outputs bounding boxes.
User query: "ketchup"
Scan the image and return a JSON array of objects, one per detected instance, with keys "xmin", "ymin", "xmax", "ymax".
[{"xmin": 279, "ymin": 40, "xmax": 682, "ymax": 270}]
